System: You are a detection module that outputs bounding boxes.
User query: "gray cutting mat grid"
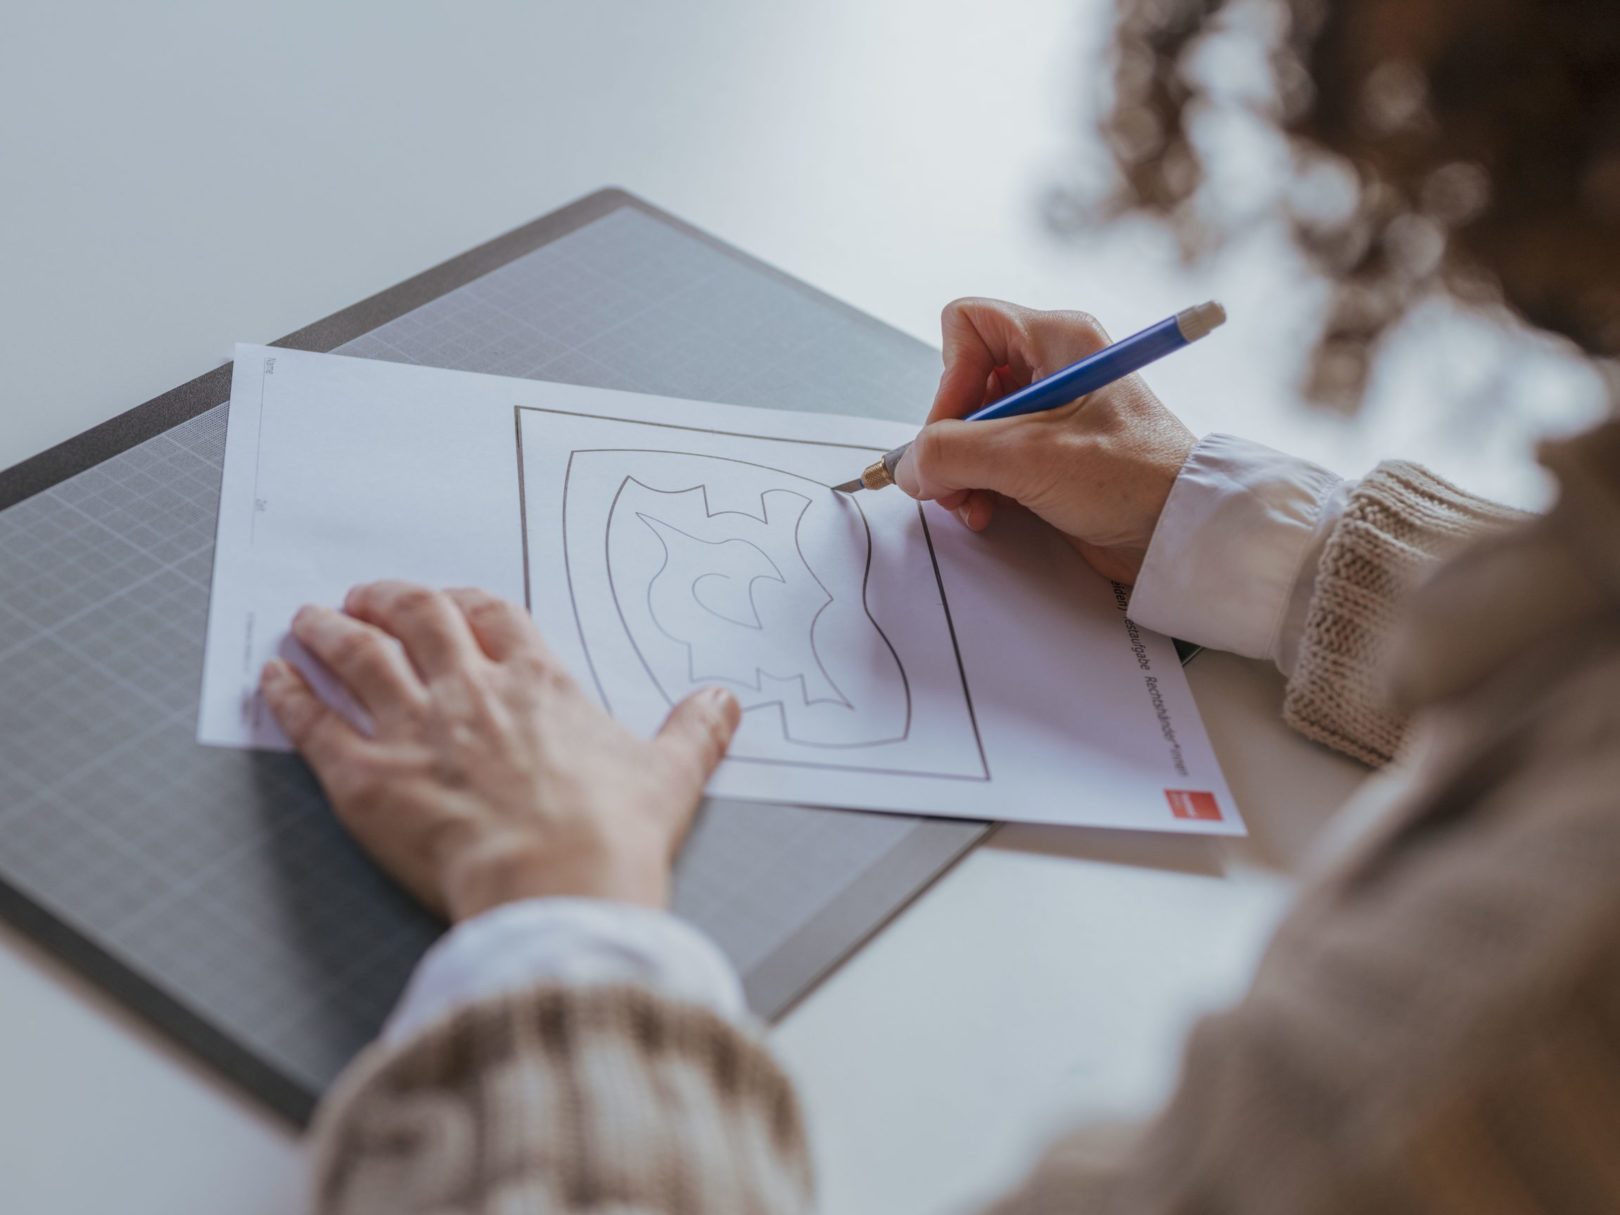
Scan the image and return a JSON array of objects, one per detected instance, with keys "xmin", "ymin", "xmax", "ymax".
[{"xmin": 0, "ymin": 206, "xmax": 958, "ymax": 1098}]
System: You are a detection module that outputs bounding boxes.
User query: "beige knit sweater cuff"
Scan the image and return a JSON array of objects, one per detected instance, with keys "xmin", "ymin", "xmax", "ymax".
[
  {"xmin": 1283, "ymin": 461, "xmax": 1523, "ymax": 766},
  {"xmin": 310, "ymin": 983, "xmax": 813, "ymax": 1215}
]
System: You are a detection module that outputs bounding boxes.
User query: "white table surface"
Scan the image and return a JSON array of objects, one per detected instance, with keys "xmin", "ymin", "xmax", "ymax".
[{"xmin": 0, "ymin": 3, "xmax": 1596, "ymax": 1213}]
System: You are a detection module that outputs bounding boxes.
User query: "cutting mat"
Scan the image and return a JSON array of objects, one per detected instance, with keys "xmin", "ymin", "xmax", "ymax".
[{"xmin": 0, "ymin": 190, "xmax": 986, "ymax": 1122}]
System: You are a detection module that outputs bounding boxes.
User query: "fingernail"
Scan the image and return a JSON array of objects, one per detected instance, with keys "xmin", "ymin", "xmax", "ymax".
[
  {"xmin": 705, "ymin": 686, "xmax": 740, "ymax": 722},
  {"xmin": 956, "ymin": 505, "xmax": 971, "ymax": 527},
  {"xmin": 261, "ymin": 659, "xmax": 286, "ymax": 684}
]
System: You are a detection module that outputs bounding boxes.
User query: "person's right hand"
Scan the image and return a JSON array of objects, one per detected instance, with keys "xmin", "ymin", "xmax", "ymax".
[{"xmin": 894, "ymin": 298, "xmax": 1196, "ymax": 585}]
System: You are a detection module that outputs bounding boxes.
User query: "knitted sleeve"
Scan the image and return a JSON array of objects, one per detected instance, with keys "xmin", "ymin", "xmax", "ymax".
[
  {"xmin": 310, "ymin": 984, "xmax": 812, "ymax": 1215},
  {"xmin": 1281, "ymin": 461, "xmax": 1523, "ymax": 765}
]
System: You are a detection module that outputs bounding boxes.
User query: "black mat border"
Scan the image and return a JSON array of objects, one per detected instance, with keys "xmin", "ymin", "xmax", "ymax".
[{"xmin": 0, "ymin": 188, "xmax": 992, "ymax": 1127}]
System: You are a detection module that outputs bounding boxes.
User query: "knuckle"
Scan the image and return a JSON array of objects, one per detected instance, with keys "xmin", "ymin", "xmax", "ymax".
[
  {"xmin": 509, "ymin": 646, "xmax": 566, "ymax": 685},
  {"xmin": 944, "ymin": 295, "xmax": 996, "ymax": 321},
  {"xmin": 911, "ymin": 423, "xmax": 946, "ymax": 474},
  {"xmin": 915, "ymin": 422, "xmax": 969, "ymax": 484},
  {"xmin": 465, "ymin": 594, "xmax": 518, "ymax": 630},
  {"xmin": 1053, "ymin": 308, "xmax": 1107, "ymax": 342},
  {"xmin": 392, "ymin": 586, "xmax": 442, "ymax": 619},
  {"xmin": 331, "ymin": 628, "xmax": 382, "ymax": 671}
]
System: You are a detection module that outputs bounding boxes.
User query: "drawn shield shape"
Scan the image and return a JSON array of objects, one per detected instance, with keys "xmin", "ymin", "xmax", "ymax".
[{"xmin": 603, "ymin": 462, "xmax": 911, "ymax": 749}]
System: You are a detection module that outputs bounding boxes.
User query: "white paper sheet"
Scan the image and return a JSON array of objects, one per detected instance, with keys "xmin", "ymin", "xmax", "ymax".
[{"xmin": 201, "ymin": 345, "xmax": 1242, "ymax": 835}]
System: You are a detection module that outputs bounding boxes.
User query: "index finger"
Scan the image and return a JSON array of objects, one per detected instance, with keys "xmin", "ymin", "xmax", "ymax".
[
  {"xmin": 927, "ymin": 298, "xmax": 1034, "ymax": 425},
  {"xmin": 443, "ymin": 587, "xmax": 552, "ymax": 663},
  {"xmin": 344, "ymin": 581, "xmax": 481, "ymax": 680},
  {"xmin": 260, "ymin": 658, "xmax": 376, "ymax": 798}
]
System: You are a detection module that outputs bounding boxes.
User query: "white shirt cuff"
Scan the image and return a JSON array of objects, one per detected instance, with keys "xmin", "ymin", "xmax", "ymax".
[
  {"xmin": 1129, "ymin": 433, "xmax": 1347, "ymax": 671},
  {"xmin": 384, "ymin": 898, "xmax": 749, "ymax": 1044}
]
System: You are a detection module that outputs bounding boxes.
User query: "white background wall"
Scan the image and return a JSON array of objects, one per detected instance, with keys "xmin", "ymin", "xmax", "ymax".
[
  {"xmin": 0, "ymin": 4, "xmax": 1609, "ymax": 1214},
  {"xmin": 3, "ymin": 1, "xmax": 1606, "ymax": 500}
]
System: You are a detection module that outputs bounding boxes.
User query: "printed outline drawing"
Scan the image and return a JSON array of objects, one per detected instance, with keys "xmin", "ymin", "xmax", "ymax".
[
  {"xmin": 607, "ymin": 473, "xmax": 909, "ymax": 747},
  {"xmin": 513, "ymin": 406, "xmax": 989, "ymax": 782},
  {"xmin": 642, "ymin": 514, "xmax": 789, "ymax": 630}
]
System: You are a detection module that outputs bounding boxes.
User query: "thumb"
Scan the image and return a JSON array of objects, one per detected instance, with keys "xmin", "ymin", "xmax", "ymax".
[
  {"xmin": 893, "ymin": 417, "xmax": 1035, "ymax": 502},
  {"xmin": 656, "ymin": 686, "xmax": 742, "ymax": 788}
]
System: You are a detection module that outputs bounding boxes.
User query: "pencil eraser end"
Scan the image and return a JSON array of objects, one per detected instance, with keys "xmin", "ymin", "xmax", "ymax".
[{"xmin": 1176, "ymin": 301, "xmax": 1227, "ymax": 342}]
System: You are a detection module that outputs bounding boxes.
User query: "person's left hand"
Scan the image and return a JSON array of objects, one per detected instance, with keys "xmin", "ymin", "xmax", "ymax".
[{"xmin": 259, "ymin": 581, "xmax": 740, "ymax": 922}]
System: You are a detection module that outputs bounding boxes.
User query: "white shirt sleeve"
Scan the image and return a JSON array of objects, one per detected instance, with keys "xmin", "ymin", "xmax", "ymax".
[
  {"xmin": 1128, "ymin": 433, "xmax": 1351, "ymax": 674},
  {"xmin": 384, "ymin": 897, "xmax": 749, "ymax": 1044}
]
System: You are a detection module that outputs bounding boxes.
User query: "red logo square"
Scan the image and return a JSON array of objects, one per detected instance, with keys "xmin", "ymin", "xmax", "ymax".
[{"xmin": 1165, "ymin": 790, "xmax": 1223, "ymax": 822}]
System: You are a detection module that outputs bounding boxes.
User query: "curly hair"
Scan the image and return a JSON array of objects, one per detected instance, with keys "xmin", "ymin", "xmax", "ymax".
[{"xmin": 1078, "ymin": 0, "xmax": 1620, "ymax": 407}]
